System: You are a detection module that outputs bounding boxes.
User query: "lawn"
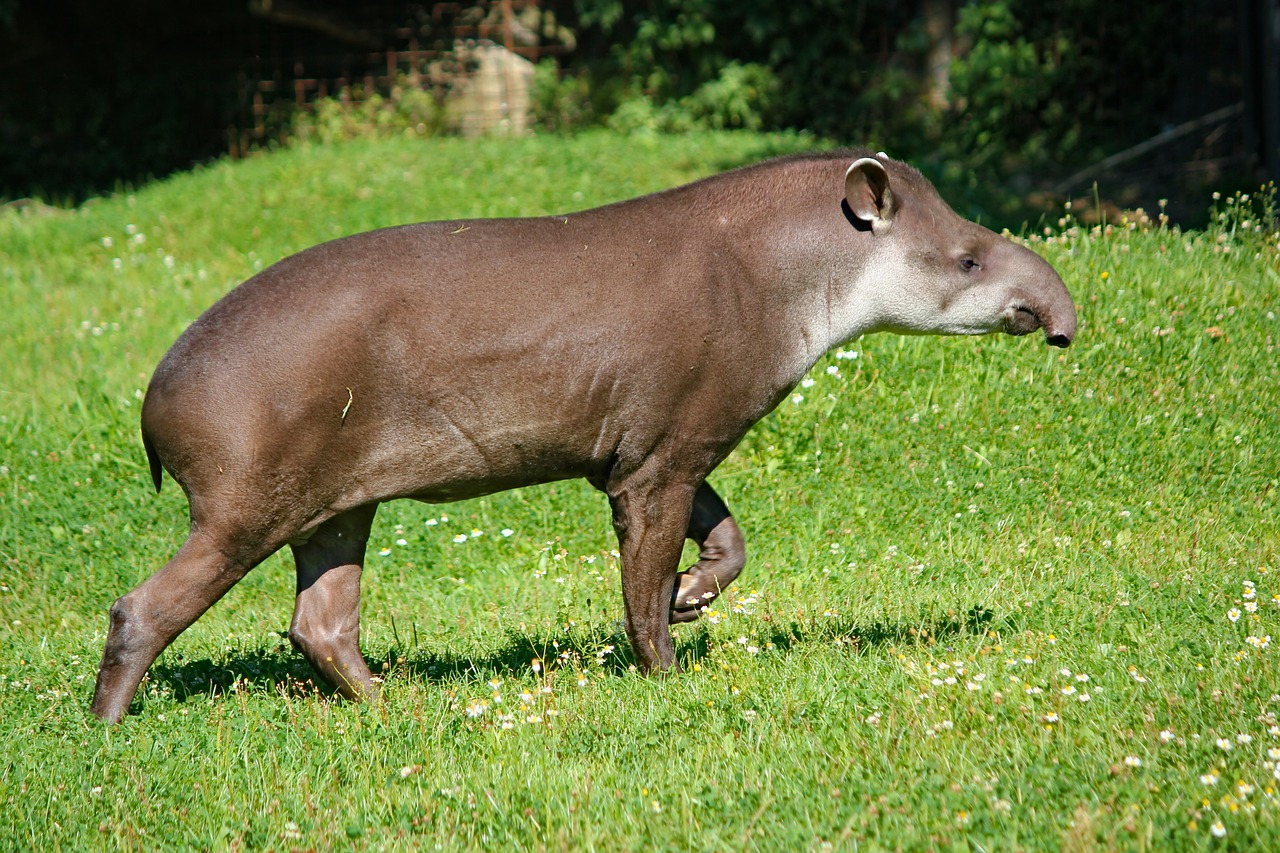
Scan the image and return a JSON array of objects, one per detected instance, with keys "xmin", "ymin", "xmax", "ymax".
[{"xmin": 1, "ymin": 131, "xmax": 1278, "ymax": 850}]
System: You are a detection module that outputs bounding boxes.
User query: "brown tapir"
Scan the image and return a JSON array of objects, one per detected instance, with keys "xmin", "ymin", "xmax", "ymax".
[{"xmin": 90, "ymin": 151, "xmax": 1076, "ymax": 722}]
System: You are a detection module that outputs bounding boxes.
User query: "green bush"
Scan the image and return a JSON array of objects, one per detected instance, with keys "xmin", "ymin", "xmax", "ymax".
[
  {"xmin": 286, "ymin": 77, "xmax": 445, "ymax": 146},
  {"xmin": 555, "ymin": 0, "xmax": 1208, "ymax": 225},
  {"xmin": 682, "ymin": 62, "xmax": 779, "ymax": 131},
  {"xmin": 529, "ymin": 59, "xmax": 594, "ymax": 133},
  {"xmin": 604, "ymin": 62, "xmax": 779, "ymax": 135},
  {"xmin": 567, "ymin": 0, "xmax": 924, "ymax": 140}
]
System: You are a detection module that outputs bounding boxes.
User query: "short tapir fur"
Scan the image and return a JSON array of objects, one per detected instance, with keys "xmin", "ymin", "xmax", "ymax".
[{"xmin": 91, "ymin": 151, "xmax": 1076, "ymax": 722}]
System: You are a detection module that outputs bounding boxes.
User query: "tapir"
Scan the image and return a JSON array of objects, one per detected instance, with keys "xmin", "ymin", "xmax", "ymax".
[{"xmin": 91, "ymin": 151, "xmax": 1076, "ymax": 722}]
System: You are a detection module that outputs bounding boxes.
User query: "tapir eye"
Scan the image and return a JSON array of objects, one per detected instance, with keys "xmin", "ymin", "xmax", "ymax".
[{"xmin": 960, "ymin": 257, "xmax": 981, "ymax": 272}]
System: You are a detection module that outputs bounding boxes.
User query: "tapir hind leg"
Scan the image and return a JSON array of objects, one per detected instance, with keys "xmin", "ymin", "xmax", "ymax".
[
  {"xmin": 90, "ymin": 528, "xmax": 273, "ymax": 723},
  {"xmin": 670, "ymin": 482, "xmax": 746, "ymax": 624},
  {"xmin": 287, "ymin": 504, "xmax": 379, "ymax": 700}
]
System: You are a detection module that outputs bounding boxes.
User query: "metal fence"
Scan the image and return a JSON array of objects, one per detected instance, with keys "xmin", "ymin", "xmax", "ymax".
[{"xmin": 229, "ymin": 0, "xmax": 565, "ymax": 154}]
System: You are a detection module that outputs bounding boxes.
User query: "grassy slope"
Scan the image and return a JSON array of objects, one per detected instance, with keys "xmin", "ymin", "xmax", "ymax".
[{"xmin": 1, "ymin": 131, "xmax": 1278, "ymax": 850}]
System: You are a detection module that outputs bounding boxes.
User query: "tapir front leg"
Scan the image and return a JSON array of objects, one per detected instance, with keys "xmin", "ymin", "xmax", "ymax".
[
  {"xmin": 670, "ymin": 482, "xmax": 746, "ymax": 623},
  {"xmin": 288, "ymin": 504, "xmax": 380, "ymax": 700},
  {"xmin": 607, "ymin": 475, "xmax": 697, "ymax": 672}
]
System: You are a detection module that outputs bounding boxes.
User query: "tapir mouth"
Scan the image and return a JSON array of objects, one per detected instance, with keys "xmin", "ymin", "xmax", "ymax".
[
  {"xmin": 1006, "ymin": 305, "xmax": 1073, "ymax": 347},
  {"xmin": 1005, "ymin": 305, "xmax": 1042, "ymax": 337}
]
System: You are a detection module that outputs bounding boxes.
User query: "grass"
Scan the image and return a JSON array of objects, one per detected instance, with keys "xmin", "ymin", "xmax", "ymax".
[{"xmin": 2, "ymin": 130, "xmax": 1279, "ymax": 850}]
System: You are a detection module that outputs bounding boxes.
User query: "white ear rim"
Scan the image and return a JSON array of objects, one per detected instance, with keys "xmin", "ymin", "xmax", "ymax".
[
  {"xmin": 846, "ymin": 157, "xmax": 889, "ymax": 181},
  {"xmin": 845, "ymin": 157, "xmax": 895, "ymax": 234}
]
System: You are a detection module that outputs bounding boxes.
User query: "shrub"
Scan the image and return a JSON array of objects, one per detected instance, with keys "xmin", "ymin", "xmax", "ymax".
[
  {"xmin": 286, "ymin": 77, "xmax": 446, "ymax": 146},
  {"xmin": 605, "ymin": 62, "xmax": 779, "ymax": 135},
  {"xmin": 529, "ymin": 59, "xmax": 594, "ymax": 133},
  {"xmin": 682, "ymin": 62, "xmax": 779, "ymax": 131}
]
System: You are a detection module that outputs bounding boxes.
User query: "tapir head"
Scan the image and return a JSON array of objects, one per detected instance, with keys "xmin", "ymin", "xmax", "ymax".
[{"xmin": 844, "ymin": 154, "xmax": 1077, "ymax": 348}]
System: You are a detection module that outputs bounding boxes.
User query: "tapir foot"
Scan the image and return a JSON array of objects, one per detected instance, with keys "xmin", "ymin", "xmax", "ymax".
[
  {"xmin": 669, "ymin": 558, "xmax": 744, "ymax": 623},
  {"xmin": 668, "ymin": 482, "xmax": 746, "ymax": 624},
  {"xmin": 670, "ymin": 566, "xmax": 728, "ymax": 623}
]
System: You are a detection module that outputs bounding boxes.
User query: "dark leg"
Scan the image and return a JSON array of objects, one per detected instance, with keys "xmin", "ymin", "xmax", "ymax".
[
  {"xmin": 91, "ymin": 528, "xmax": 269, "ymax": 723},
  {"xmin": 287, "ymin": 504, "xmax": 379, "ymax": 700},
  {"xmin": 670, "ymin": 482, "xmax": 747, "ymax": 623},
  {"xmin": 607, "ymin": 475, "xmax": 697, "ymax": 673}
]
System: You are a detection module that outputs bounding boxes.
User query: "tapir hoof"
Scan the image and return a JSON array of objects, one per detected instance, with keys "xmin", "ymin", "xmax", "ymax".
[{"xmin": 669, "ymin": 567, "xmax": 728, "ymax": 623}]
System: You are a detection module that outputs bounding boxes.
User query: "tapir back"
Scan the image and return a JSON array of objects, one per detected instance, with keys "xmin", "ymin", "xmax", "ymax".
[{"xmin": 140, "ymin": 177, "xmax": 815, "ymax": 517}]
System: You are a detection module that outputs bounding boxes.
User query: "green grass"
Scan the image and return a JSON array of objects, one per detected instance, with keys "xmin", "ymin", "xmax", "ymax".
[{"xmin": 2, "ymin": 130, "xmax": 1279, "ymax": 850}]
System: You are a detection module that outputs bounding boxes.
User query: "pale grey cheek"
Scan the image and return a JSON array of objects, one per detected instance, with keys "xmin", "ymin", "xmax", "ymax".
[{"xmin": 937, "ymin": 288, "xmax": 1007, "ymax": 332}]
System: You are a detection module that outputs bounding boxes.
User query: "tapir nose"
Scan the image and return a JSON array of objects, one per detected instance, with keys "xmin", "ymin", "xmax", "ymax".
[
  {"xmin": 1027, "ymin": 255, "xmax": 1077, "ymax": 347},
  {"xmin": 1043, "ymin": 283, "xmax": 1077, "ymax": 348}
]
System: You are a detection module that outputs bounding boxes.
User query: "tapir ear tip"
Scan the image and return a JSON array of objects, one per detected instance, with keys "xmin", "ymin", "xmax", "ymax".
[{"xmin": 846, "ymin": 156, "xmax": 886, "ymax": 177}]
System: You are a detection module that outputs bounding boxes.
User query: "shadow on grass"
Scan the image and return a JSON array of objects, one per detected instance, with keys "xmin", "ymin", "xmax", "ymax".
[
  {"xmin": 144, "ymin": 605, "xmax": 998, "ymax": 711},
  {"xmin": 760, "ymin": 604, "xmax": 996, "ymax": 657}
]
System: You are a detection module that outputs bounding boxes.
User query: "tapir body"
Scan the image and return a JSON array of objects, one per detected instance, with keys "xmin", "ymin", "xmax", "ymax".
[{"xmin": 91, "ymin": 151, "xmax": 1076, "ymax": 722}]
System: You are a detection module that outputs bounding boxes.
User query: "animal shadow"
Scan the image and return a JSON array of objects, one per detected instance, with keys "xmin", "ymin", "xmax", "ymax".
[{"xmin": 139, "ymin": 606, "xmax": 997, "ymax": 712}]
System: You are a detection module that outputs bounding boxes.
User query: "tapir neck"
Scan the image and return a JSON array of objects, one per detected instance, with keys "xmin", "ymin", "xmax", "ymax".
[{"xmin": 645, "ymin": 163, "xmax": 882, "ymax": 385}]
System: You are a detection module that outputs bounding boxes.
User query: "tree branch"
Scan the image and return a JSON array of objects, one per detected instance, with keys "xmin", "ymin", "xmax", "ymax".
[{"xmin": 247, "ymin": 0, "xmax": 382, "ymax": 50}]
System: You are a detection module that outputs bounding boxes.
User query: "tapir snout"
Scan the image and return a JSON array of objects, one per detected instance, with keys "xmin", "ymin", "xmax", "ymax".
[
  {"xmin": 995, "ymin": 243, "xmax": 1077, "ymax": 347},
  {"xmin": 91, "ymin": 149, "xmax": 1077, "ymax": 722}
]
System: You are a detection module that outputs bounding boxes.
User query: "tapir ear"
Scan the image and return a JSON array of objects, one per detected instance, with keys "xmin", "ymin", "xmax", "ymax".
[{"xmin": 845, "ymin": 157, "xmax": 896, "ymax": 234}]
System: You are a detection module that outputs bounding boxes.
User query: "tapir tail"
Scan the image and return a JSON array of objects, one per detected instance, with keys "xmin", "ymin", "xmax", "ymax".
[{"xmin": 142, "ymin": 427, "xmax": 163, "ymax": 493}]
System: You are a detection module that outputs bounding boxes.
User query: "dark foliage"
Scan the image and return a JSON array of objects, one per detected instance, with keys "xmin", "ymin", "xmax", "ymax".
[{"xmin": 0, "ymin": 0, "xmax": 1266, "ymax": 221}]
